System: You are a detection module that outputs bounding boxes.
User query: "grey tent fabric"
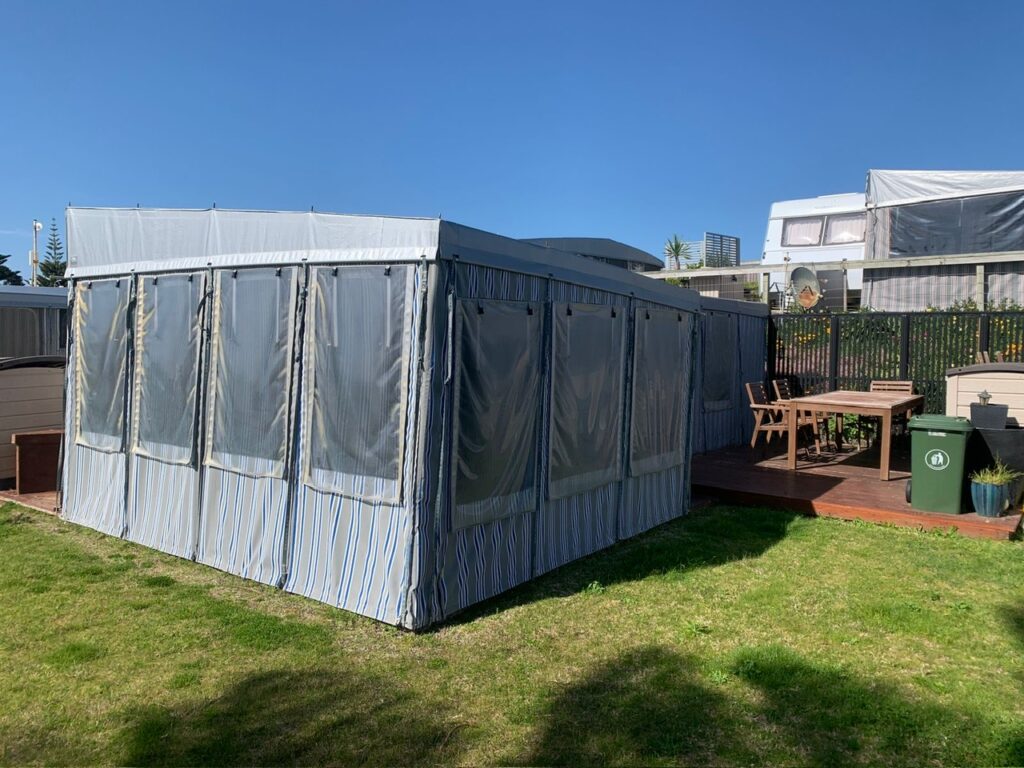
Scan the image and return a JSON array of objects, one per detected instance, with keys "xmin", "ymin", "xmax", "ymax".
[
  {"xmin": 549, "ymin": 302, "xmax": 626, "ymax": 499},
  {"xmin": 452, "ymin": 298, "xmax": 542, "ymax": 530},
  {"xmin": 133, "ymin": 273, "xmax": 205, "ymax": 464},
  {"xmin": 303, "ymin": 265, "xmax": 413, "ymax": 502},
  {"xmin": 75, "ymin": 279, "xmax": 130, "ymax": 452},
  {"xmin": 702, "ymin": 312, "xmax": 738, "ymax": 411},
  {"xmin": 866, "ymin": 170, "xmax": 1024, "ymax": 207},
  {"xmin": 630, "ymin": 308, "xmax": 690, "ymax": 476},
  {"xmin": 206, "ymin": 267, "xmax": 298, "ymax": 478}
]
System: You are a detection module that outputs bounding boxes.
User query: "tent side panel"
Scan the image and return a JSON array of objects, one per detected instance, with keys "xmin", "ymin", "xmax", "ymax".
[
  {"xmin": 533, "ymin": 281, "xmax": 624, "ymax": 578},
  {"xmin": 619, "ymin": 300, "xmax": 696, "ymax": 539},
  {"xmin": 737, "ymin": 313, "xmax": 767, "ymax": 444},
  {"xmin": 283, "ymin": 263, "xmax": 427, "ymax": 626},
  {"xmin": 436, "ymin": 264, "xmax": 544, "ymax": 619},
  {"xmin": 126, "ymin": 456, "xmax": 199, "ymax": 559},
  {"xmin": 62, "ymin": 278, "xmax": 130, "ymax": 537}
]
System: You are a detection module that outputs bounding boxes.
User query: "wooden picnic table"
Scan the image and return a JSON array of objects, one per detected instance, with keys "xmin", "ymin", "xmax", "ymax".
[{"xmin": 786, "ymin": 390, "xmax": 925, "ymax": 481}]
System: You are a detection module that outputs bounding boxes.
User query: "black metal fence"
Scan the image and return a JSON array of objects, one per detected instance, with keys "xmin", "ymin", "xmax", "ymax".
[{"xmin": 768, "ymin": 311, "xmax": 1024, "ymax": 413}]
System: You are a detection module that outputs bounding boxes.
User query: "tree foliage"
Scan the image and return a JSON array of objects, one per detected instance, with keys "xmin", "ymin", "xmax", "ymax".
[
  {"xmin": 38, "ymin": 218, "xmax": 67, "ymax": 288},
  {"xmin": 0, "ymin": 253, "xmax": 25, "ymax": 285},
  {"xmin": 662, "ymin": 235, "xmax": 694, "ymax": 270}
]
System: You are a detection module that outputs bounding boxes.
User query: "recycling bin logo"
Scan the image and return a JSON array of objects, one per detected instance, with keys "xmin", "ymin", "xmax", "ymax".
[{"xmin": 924, "ymin": 449, "xmax": 950, "ymax": 470}]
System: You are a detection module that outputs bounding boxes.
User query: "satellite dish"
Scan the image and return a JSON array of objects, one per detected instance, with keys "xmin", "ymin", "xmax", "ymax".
[{"xmin": 789, "ymin": 266, "xmax": 823, "ymax": 309}]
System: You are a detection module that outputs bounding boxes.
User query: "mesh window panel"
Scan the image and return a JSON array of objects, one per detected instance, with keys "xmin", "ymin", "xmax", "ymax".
[
  {"xmin": 75, "ymin": 279, "xmax": 130, "ymax": 451},
  {"xmin": 207, "ymin": 267, "xmax": 297, "ymax": 478},
  {"xmin": 549, "ymin": 302, "xmax": 626, "ymax": 499},
  {"xmin": 702, "ymin": 312, "xmax": 737, "ymax": 411},
  {"xmin": 630, "ymin": 308, "xmax": 690, "ymax": 476},
  {"xmin": 453, "ymin": 299, "xmax": 542, "ymax": 530},
  {"xmin": 303, "ymin": 265, "xmax": 412, "ymax": 502},
  {"xmin": 133, "ymin": 273, "xmax": 205, "ymax": 464}
]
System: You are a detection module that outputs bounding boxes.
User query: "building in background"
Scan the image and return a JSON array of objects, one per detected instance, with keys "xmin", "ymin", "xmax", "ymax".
[{"xmin": 685, "ymin": 232, "xmax": 740, "ymax": 268}]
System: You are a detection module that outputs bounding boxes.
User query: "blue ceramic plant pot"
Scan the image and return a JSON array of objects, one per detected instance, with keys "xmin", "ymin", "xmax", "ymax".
[{"xmin": 971, "ymin": 481, "xmax": 1010, "ymax": 518}]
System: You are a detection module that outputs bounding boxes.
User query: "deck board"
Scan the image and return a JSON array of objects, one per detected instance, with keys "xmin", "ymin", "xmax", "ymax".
[{"xmin": 693, "ymin": 443, "xmax": 1022, "ymax": 541}]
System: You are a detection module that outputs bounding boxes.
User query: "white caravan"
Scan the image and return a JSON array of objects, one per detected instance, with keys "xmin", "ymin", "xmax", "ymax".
[{"xmin": 761, "ymin": 192, "xmax": 866, "ymax": 310}]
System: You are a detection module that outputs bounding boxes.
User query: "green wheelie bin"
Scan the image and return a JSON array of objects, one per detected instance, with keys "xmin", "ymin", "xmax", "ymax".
[{"xmin": 906, "ymin": 415, "xmax": 974, "ymax": 514}]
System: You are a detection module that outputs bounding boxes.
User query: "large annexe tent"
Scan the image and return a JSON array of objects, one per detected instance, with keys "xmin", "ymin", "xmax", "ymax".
[{"xmin": 61, "ymin": 208, "xmax": 701, "ymax": 629}]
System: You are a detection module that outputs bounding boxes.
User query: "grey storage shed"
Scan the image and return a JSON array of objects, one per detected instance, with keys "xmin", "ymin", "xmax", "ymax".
[
  {"xmin": 61, "ymin": 208, "xmax": 701, "ymax": 629},
  {"xmin": 0, "ymin": 285, "xmax": 68, "ymax": 360},
  {"xmin": 692, "ymin": 295, "xmax": 769, "ymax": 453}
]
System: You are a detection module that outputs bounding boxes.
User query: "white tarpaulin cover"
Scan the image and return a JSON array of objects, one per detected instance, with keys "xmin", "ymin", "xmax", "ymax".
[{"xmin": 866, "ymin": 170, "xmax": 1024, "ymax": 207}]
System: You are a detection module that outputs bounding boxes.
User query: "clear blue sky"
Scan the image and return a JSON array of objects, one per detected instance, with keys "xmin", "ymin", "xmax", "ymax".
[{"xmin": 2, "ymin": 0, "xmax": 1023, "ymax": 276}]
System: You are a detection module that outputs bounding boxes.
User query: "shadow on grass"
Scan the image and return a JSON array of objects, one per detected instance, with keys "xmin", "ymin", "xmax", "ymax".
[
  {"xmin": 525, "ymin": 644, "xmax": 1024, "ymax": 767},
  {"xmin": 444, "ymin": 505, "xmax": 800, "ymax": 627},
  {"xmin": 122, "ymin": 667, "xmax": 461, "ymax": 766}
]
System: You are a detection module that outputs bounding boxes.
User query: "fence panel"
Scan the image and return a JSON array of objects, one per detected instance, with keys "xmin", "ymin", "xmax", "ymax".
[{"xmin": 769, "ymin": 311, "xmax": 1024, "ymax": 414}]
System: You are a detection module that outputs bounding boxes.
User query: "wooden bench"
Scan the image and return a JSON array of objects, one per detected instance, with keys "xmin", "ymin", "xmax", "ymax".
[{"xmin": 11, "ymin": 429, "xmax": 63, "ymax": 494}]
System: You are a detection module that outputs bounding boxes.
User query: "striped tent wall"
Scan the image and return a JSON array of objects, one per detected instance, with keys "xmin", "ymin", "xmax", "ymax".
[
  {"xmin": 282, "ymin": 263, "xmax": 426, "ymax": 624},
  {"xmin": 619, "ymin": 296, "xmax": 696, "ymax": 539},
  {"xmin": 433, "ymin": 263, "xmax": 547, "ymax": 619}
]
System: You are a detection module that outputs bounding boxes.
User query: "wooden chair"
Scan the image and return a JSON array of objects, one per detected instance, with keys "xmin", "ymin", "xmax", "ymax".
[
  {"xmin": 858, "ymin": 380, "xmax": 915, "ymax": 444},
  {"xmin": 773, "ymin": 379, "xmax": 831, "ymax": 449},
  {"xmin": 746, "ymin": 382, "xmax": 821, "ymax": 455}
]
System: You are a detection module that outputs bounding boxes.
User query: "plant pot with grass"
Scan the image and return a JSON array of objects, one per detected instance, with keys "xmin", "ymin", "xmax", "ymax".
[{"xmin": 969, "ymin": 460, "xmax": 1023, "ymax": 518}]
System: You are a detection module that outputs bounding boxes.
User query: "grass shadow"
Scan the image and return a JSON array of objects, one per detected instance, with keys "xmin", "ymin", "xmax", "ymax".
[
  {"xmin": 442, "ymin": 505, "xmax": 800, "ymax": 627},
  {"xmin": 121, "ymin": 667, "xmax": 461, "ymax": 766},
  {"xmin": 525, "ymin": 644, "xmax": 1024, "ymax": 766}
]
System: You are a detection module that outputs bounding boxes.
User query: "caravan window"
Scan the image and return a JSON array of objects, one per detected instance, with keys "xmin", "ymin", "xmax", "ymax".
[
  {"xmin": 75, "ymin": 279, "xmax": 130, "ymax": 451},
  {"xmin": 452, "ymin": 299, "xmax": 542, "ymax": 530},
  {"xmin": 548, "ymin": 303, "xmax": 626, "ymax": 499},
  {"xmin": 303, "ymin": 265, "xmax": 412, "ymax": 502},
  {"xmin": 781, "ymin": 217, "xmax": 824, "ymax": 247},
  {"xmin": 207, "ymin": 267, "xmax": 297, "ymax": 478},
  {"xmin": 133, "ymin": 273, "xmax": 205, "ymax": 465},
  {"xmin": 824, "ymin": 212, "xmax": 866, "ymax": 244},
  {"xmin": 630, "ymin": 308, "xmax": 691, "ymax": 477}
]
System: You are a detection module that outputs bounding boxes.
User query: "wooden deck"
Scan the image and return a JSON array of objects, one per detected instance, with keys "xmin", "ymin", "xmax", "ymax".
[
  {"xmin": 693, "ymin": 441, "xmax": 1022, "ymax": 541},
  {"xmin": 0, "ymin": 489, "xmax": 58, "ymax": 515}
]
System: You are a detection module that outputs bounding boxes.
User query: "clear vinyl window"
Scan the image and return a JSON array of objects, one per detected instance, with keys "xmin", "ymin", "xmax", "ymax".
[
  {"xmin": 303, "ymin": 265, "xmax": 412, "ymax": 502},
  {"xmin": 548, "ymin": 302, "xmax": 626, "ymax": 499},
  {"xmin": 75, "ymin": 279, "xmax": 130, "ymax": 451},
  {"xmin": 206, "ymin": 267, "xmax": 297, "ymax": 478},
  {"xmin": 702, "ymin": 312, "xmax": 737, "ymax": 412},
  {"xmin": 630, "ymin": 308, "xmax": 691, "ymax": 476},
  {"xmin": 133, "ymin": 273, "xmax": 205, "ymax": 464},
  {"xmin": 452, "ymin": 299, "xmax": 542, "ymax": 530}
]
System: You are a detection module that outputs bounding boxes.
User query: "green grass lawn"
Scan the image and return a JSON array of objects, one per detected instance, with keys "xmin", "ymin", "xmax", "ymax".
[{"xmin": 1, "ymin": 501, "xmax": 1022, "ymax": 766}]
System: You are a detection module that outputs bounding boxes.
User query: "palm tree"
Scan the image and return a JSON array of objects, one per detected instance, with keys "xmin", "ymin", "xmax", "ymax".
[{"xmin": 663, "ymin": 235, "xmax": 692, "ymax": 270}]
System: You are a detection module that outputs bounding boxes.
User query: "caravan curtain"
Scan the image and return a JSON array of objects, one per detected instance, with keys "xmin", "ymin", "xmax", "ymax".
[
  {"xmin": 133, "ymin": 273, "xmax": 205, "ymax": 464},
  {"xmin": 206, "ymin": 267, "xmax": 297, "ymax": 478},
  {"xmin": 630, "ymin": 308, "xmax": 690, "ymax": 476},
  {"xmin": 548, "ymin": 302, "xmax": 626, "ymax": 499},
  {"xmin": 782, "ymin": 217, "xmax": 823, "ymax": 247},
  {"xmin": 824, "ymin": 213, "xmax": 866, "ymax": 244},
  {"xmin": 452, "ymin": 299, "xmax": 541, "ymax": 530},
  {"xmin": 75, "ymin": 279, "xmax": 130, "ymax": 452},
  {"xmin": 303, "ymin": 265, "xmax": 412, "ymax": 502}
]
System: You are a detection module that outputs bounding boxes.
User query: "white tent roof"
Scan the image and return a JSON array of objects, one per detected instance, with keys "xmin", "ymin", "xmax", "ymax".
[
  {"xmin": 866, "ymin": 170, "xmax": 1024, "ymax": 208},
  {"xmin": 66, "ymin": 207, "xmax": 699, "ymax": 312}
]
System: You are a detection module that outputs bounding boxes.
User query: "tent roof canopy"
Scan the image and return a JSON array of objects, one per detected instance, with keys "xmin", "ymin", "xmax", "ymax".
[
  {"xmin": 866, "ymin": 170, "xmax": 1024, "ymax": 208},
  {"xmin": 520, "ymin": 237, "xmax": 663, "ymax": 269},
  {"xmin": 66, "ymin": 207, "xmax": 698, "ymax": 312}
]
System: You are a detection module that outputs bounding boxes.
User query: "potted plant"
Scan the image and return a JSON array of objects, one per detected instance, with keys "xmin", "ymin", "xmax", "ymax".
[{"xmin": 970, "ymin": 460, "xmax": 1024, "ymax": 518}]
